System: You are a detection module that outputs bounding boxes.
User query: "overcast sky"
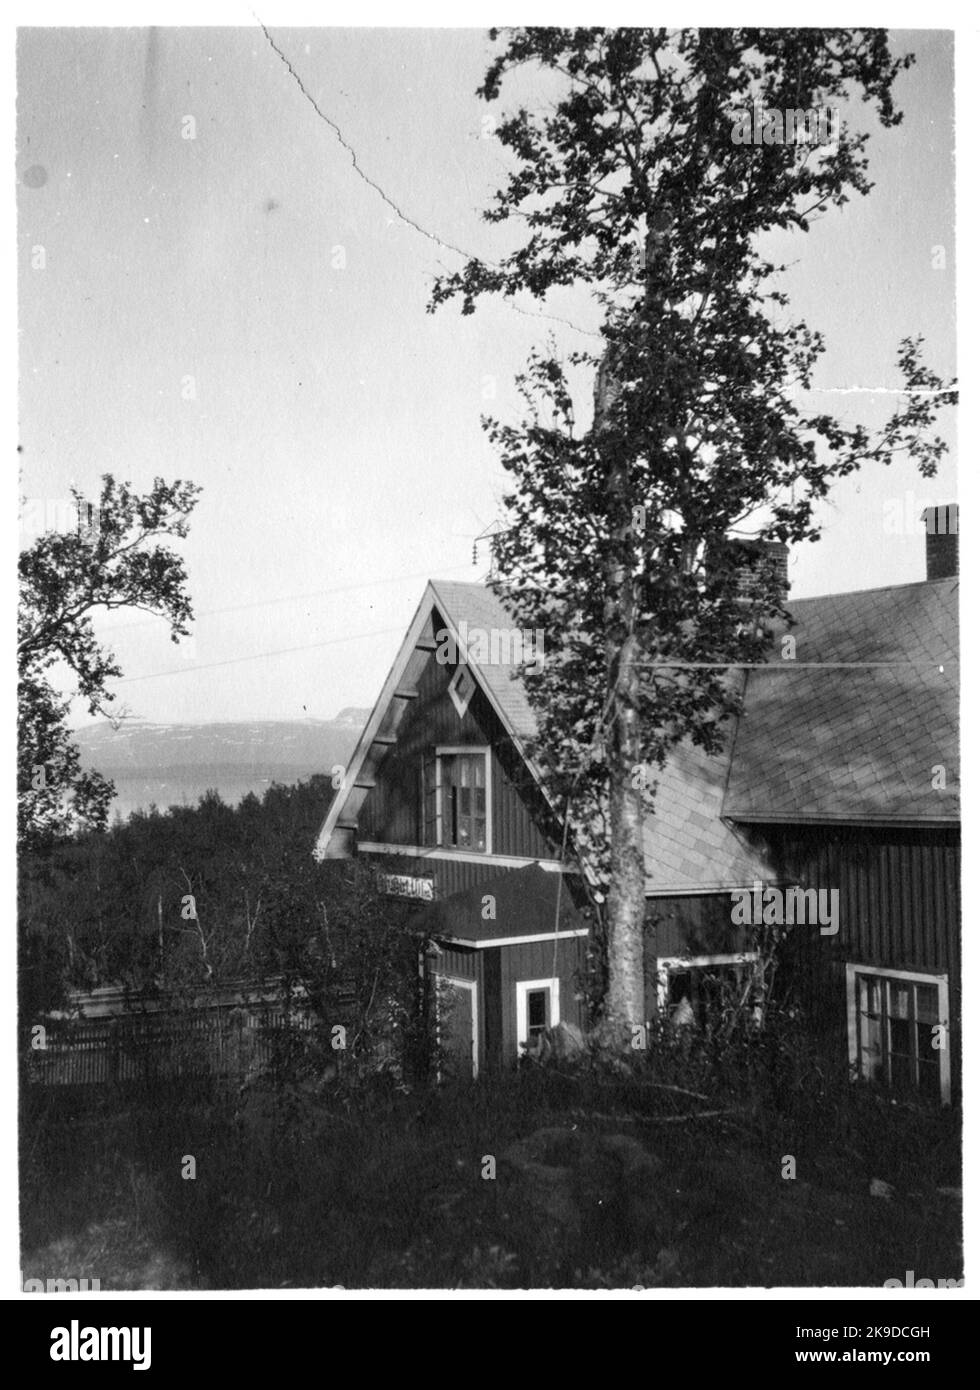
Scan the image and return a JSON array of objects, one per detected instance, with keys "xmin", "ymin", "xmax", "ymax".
[{"xmin": 17, "ymin": 26, "xmax": 956, "ymax": 726}]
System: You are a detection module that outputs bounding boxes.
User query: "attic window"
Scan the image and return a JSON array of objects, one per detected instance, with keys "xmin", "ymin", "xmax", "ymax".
[
  {"xmin": 449, "ymin": 665, "xmax": 476, "ymax": 717},
  {"xmin": 439, "ymin": 751, "xmax": 488, "ymax": 851}
]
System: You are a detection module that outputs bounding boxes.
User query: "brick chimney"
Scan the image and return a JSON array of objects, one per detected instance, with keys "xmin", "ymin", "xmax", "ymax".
[
  {"xmin": 921, "ymin": 504, "xmax": 958, "ymax": 580},
  {"xmin": 705, "ymin": 538, "xmax": 790, "ymax": 605}
]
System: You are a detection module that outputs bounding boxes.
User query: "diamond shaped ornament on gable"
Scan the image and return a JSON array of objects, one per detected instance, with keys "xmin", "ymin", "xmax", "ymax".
[{"xmin": 449, "ymin": 665, "xmax": 476, "ymax": 717}]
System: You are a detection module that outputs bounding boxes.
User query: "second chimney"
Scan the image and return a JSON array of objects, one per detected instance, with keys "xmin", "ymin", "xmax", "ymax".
[
  {"xmin": 922, "ymin": 504, "xmax": 959, "ymax": 580},
  {"xmin": 705, "ymin": 538, "xmax": 790, "ymax": 605}
]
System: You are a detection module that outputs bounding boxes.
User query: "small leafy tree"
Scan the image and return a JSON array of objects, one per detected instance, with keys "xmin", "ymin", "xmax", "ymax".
[
  {"xmin": 18, "ymin": 475, "xmax": 200, "ymax": 850},
  {"xmin": 264, "ymin": 857, "xmax": 423, "ymax": 1082},
  {"xmin": 432, "ymin": 28, "xmax": 956, "ymax": 1039}
]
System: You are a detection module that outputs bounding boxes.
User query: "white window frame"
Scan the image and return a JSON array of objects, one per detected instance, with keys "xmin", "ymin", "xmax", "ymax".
[
  {"xmin": 846, "ymin": 963, "xmax": 951, "ymax": 1104},
  {"xmin": 435, "ymin": 974, "xmax": 479, "ymax": 1079},
  {"xmin": 434, "ymin": 746, "xmax": 492, "ymax": 854},
  {"xmin": 516, "ymin": 977, "xmax": 560, "ymax": 1056},
  {"xmin": 655, "ymin": 953, "xmax": 760, "ymax": 1015}
]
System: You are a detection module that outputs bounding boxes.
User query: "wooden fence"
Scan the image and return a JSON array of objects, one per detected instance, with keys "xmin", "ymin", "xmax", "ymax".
[{"xmin": 27, "ymin": 1006, "xmax": 319, "ymax": 1087}]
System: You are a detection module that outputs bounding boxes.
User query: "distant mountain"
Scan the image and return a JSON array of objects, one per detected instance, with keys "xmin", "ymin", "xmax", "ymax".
[{"xmin": 75, "ymin": 713, "xmax": 371, "ymax": 822}]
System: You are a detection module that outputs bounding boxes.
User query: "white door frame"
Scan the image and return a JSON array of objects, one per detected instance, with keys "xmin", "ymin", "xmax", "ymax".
[{"xmin": 435, "ymin": 974, "xmax": 479, "ymax": 1078}]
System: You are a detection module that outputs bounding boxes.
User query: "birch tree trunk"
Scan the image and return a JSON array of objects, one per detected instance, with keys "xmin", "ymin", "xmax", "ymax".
[
  {"xmin": 596, "ymin": 353, "xmax": 647, "ymax": 1040},
  {"xmin": 596, "ymin": 218, "xmax": 668, "ymax": 1040}
]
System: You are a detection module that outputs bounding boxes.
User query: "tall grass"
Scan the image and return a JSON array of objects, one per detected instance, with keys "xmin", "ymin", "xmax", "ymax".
[{"xmin": 21, "ymin": 1032, "xmax": 961, "ymax": 1289}]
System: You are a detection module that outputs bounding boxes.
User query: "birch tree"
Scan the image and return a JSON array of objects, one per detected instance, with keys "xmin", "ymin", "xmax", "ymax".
[{"xmin": 432, "ymin": 28, "xmax": 955, "ymax": 1039}]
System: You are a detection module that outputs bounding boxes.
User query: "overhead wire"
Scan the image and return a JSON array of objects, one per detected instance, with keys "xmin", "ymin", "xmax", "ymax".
[{"xmin": 257, "ymin": 21, "xmax": 602, "ymax": 342}]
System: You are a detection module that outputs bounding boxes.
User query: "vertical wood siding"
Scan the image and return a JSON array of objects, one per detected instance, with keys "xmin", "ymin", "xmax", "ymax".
[
  {"xmin": 431, "ymin": 938, "xmax": 586, "ymax": 1070},
  {"xmin": 642, "ymin": 893, "xmax": 752, "ymax": 1018},
  {"xmin": 768, "ymin": 827, "xmax": 960, "ymax": 1075},
  {"xmin": 499, "ymin": 937, "xmax": 587, "ymax": 1061},
  {"xmin": 357, "ymin": 630, "xmax": 557, "ymax": 863},
  {"xmin": 642, "ymin": 828, "xmax": 960, "ymax": 1084},
  {"xmin": 768, "ymin": 826, "xmax": 959, "ymax": 966},
  {"xmin": 435, "ymin": 945, "xmax": 479, "ymax": 981},
  {"xmin": 371, "ymin": 853, "xmax": 527, "ymax": 902},
  {"xmin": 483, "ymin": 948, "xmax": 503, "ymax": 1066}
]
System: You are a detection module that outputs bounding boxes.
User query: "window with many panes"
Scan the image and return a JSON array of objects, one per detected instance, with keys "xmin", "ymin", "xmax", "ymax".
[
  {"xmin": 656, "ymin": 954, "xmax": 760, "ymax": 1032},
  {"xmin": 849, "ymin": 966, "xmax": 949, "ymax": 1102},
  {"xmin": 441, "ymin": 751, "xmax": 486, "ymax": 850},
  {"xmin": 421, "ymin": 749, "xmax": 490, "ymax": 851}
]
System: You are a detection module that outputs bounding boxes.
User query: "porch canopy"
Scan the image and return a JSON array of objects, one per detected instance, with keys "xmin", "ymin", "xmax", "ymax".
[{"xmin": 410, "ymin": 863, "xmax": 590, "ymax": 944}]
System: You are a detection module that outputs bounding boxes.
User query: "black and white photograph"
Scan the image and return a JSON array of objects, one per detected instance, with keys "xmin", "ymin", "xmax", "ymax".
[{"xmin": 14, "ymin": 8, "xmax": 966, "ymax": 1312}]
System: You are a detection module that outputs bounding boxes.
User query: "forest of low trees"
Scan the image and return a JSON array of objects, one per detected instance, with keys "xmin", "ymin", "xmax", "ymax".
[{"xmin": 19, "ymin": 776, "xmax": 425, "ymax": 1072}]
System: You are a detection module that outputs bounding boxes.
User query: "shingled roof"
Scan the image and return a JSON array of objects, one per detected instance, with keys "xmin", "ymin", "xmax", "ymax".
[
  {"xmin": 317, "ymin": 572, "xmax": 957, "ymax": 881},
  {"xmin": 429, "ymin": 580, "xmax": 776, "ymax": 892},
  {"xmin": 723, "ymin": 577, "xmax": 959, "ymax": 824},
  {"xmin": 640, "ymin": 736, "xmax": 776, "ymax": 893},
  {"xmin": 429, "ymin": 580, "xmax": 538, "ymax": 741},
  {"xmin": 410, "ymin": 863, "xmax": 589, "ymax": 943},
  {"xmin": 431, "ymin": 575, "xmax": 959, "ymax": 863}
]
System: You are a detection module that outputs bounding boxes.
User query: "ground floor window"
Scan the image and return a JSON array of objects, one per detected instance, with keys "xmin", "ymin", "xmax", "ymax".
[
  {"xmin": 846, "ymin": 964, "xmax": 950, "ymax": 1103},
  {"xmin": 655, "ymin": 953, "xmax": 760, "ymax": 1031},
  {"xmin": 516, "ymin": 977, "xmax": 559, "ymax": 1055}
]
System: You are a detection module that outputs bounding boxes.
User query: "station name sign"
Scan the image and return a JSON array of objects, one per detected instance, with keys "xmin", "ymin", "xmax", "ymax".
[{"xmin": 379, "ymin": 872, "xmax": 434, "ymax": 902}]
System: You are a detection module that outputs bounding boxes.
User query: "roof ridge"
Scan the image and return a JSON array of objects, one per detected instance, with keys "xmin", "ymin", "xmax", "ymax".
[
  {"xmin": 790, "ymin": 576, "xmax": 957, "ymax": 607},
  {"xmin": 431, "ymin": 575, "xmax": 958, "ymax": 606}
]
